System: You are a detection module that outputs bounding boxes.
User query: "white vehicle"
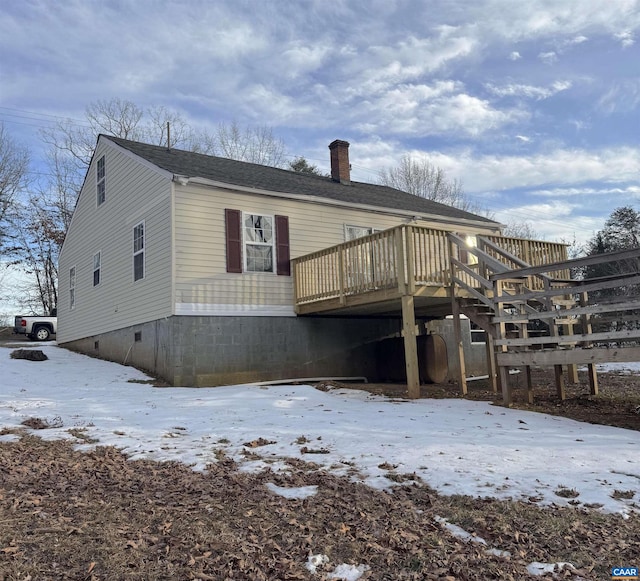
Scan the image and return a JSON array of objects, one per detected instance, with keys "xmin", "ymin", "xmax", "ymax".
[{"xmin": 13, "ymin": 311, "xmax": 57, "ymax": 341}]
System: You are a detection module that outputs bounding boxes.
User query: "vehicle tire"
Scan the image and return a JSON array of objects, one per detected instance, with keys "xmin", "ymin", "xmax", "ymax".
[{"xmin": 33, "ymin": 326, "xmax": 51, "ymax": 341}]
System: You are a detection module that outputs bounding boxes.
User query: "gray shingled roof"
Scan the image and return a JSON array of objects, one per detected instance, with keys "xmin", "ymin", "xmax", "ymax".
[{"xmin": 106, "ymin": 136, "xmax": 498, "ymax": 225}]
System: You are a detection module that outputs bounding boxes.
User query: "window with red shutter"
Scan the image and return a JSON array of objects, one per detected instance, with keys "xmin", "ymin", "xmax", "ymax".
[{"xmin": 226, "ymin": 209, "xmax": 290, "ymax": 275}]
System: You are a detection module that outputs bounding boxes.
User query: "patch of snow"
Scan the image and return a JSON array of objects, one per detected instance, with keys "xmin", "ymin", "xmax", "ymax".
[
  {"xmin": 484, "ymin": 547, "xmax": 511, "ymax": 557},
  {"xmin": 327, "ymin": 563, "xmax": 370, "ymax": 580},
  {"xmin": 265, "ymin": 482, "xmax": 318, "ymax": 499},
  {"xmin": 435, "ymin": 515, "xmax": 487, "ymax": 545},
  {"xmin": 579, "ymin": 362, "xmax": 640, "ymax": 375},
  {"xmin": 526, "ymin": 561, "xmax": 576, "ymax": 576},
  {"xmin": 1, "ymin": 344, "xmax": 640, "ymax": 515},
  {"xmin": 0, "ymin": 433, "xmax": 20, "ymax": 443},
  {"xmin": 305, "ymin": 553, "xmax": 329, "ymax": 573}
]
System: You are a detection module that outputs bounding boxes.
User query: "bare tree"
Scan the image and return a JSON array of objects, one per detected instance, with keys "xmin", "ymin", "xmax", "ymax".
[
  {"xmin": 501, "ymin": 221, "xmax": 539, "ymax": 239},
  {"xmin": 378, "ymin": 155, "xmax": 481, "ymax": 212},
  {"xmin": 215, "ymin": 121, "xmax": 286, "ymax": 167},
  {"xmin": 0, "ymin": 122, "xmax": 30, "ymax": 248},
  {"xmin": 9, "ymin": 192, "xmax": 63, "ymax": 314},
  {"xmin": 86, "ymin": 98, "xmax": 144, "ymax": 141}
]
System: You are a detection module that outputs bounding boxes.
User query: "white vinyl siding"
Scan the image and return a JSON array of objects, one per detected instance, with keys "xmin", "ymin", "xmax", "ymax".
[
  {"xmin": 58, "ymin": 139, "xmax": 172, "ymax": 343},
  {"xmin": 173, "ymin": 185, "xmax": 498, "ymax": 314}
]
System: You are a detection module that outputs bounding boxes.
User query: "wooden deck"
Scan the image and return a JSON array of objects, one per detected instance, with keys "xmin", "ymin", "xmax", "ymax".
[
  {"xmin": 291, "ymin": 226, "xmax": 569, "ymax": 400},
  {"xmin": 291, "ymin": 225, "xmax": 567, "ymax": 316},
  {"xmin": 293, "ymin": 226, "xmax": 640, "ymax": 405}
]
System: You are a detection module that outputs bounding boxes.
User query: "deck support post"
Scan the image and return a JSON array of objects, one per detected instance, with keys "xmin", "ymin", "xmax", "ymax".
[
  {"xmin": 525, "ymin": 366, "xmax": 533, "ymax": 404},
  {"xmin": 554, "ymin": 365, "xmax": 566, "ymax": 400},
  {"xmin": 401, "ymin": 295, "xmax": 420, "ymax": 399},
  {"xmin": 587, "ymin": 364, "xmax": 599, "ymax": 395},
  {"xmin": 485, "ymin": 334, "xmax": 498, "ymax": 393},
  {"xmin": 449, "ymin": 235, "xmax": 467, "ymax": 395},
  {"xmin": 580, "ymin": 291, "xmax": 599, "ymax": 396},
  {"xmin": 451, "ymin": 297, "xmax": 467, "ymax": 395},
  {"xmin": 499, "ymin": 365, "xmax": 512, "ymax": 406}
]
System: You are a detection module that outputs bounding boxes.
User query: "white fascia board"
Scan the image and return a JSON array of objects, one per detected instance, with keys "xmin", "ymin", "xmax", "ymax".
[{"xmin": 186, "ymin": 176, "xmax": 501, "ymax": 232}]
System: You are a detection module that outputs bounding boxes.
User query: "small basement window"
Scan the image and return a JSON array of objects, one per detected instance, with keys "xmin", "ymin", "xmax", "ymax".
[
  {"xmin": 134, "ymin": 331, "xmax": 142, "ymax": 342},
  {"xmin": 470, "ymin": 321, "xmax": 487, "ymax": 344}
]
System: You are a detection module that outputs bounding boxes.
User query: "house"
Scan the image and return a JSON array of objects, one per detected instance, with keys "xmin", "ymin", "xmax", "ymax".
[{"xmin": 58, "ymin": 136, "xmax": 510, "ymax": 387}]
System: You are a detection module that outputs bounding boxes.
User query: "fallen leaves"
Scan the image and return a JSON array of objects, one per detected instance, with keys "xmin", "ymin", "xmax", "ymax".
[
  {"xmin": 243, "ymin": 437, "xmax": 276, "ymax": 448},
  {"xmin": 0, "ymin": 431, "xmax": 638, "ymax": 579}
]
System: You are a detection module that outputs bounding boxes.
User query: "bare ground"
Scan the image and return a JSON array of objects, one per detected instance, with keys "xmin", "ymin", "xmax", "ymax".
[{"xmin": 1, "ymin": 334, "xmax": 639, "ymax": 579}]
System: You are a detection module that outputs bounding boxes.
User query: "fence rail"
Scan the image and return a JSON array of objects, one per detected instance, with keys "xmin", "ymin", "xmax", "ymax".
[{"xmin": 292, "ymin": 225, "xmax": 568, "ymax": 308}]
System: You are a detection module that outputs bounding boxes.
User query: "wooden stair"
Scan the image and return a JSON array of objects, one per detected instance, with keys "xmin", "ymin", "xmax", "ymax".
[{"xmin": 449, "ymin": 234, "xmax": 640, "ymax": 405}]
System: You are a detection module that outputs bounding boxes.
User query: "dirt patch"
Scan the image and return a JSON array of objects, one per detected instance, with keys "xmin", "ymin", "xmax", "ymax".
[
  {"xmin": 321, "ymin": 367, "xmax": 640, "ymax": 431},
  {"xmin": 1, "ymin": 435, "xmax": 637, "ymax": 580}
]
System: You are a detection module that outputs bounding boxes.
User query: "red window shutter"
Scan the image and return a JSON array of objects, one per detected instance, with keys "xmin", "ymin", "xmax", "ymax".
[
  {"xmin": 225, "ymin": 209, "xmax": 242, "ymax": 273},
  {"xmin": 275, "ymin": 215, "xmax": 290, "ymax": 276}
]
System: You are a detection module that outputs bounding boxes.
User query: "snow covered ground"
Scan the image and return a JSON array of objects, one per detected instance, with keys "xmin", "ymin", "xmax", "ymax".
[{"xmin": 1, "ymin": 342, "xmax": 639, "ymax": 519}]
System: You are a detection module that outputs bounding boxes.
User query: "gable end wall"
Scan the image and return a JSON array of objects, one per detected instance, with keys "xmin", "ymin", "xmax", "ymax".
[{"xmin": 58, "ymin": 140, "xmax": 173, "ymax": 343}]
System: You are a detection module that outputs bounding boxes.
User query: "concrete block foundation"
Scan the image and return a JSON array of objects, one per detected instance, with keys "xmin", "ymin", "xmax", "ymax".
[{"xmin": 61, "ymin": 315, "xmax": 399, "ymax": 387}]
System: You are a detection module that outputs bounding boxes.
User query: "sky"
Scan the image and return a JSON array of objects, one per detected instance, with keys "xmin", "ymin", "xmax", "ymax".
[{"xmin": 1, "ymin": 0, "xmax": 640, "ymax": 245}]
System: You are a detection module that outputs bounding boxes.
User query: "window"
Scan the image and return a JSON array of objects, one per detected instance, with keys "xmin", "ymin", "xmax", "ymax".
[
  {"xmin": 345, "ymin": 225, "xmax": 374, "ymax": 241},
  {"xmin": 243, "ymin": 213, "xmax": 274, "ymax": 273},
  {"xmin": 225, "ymin": 210, "xmax": 289, "ymax": 275},
  {"xmin": 69, "ymin": 266, "xmax": 76, "ymax": 309},
  {"xmin": 133, "ymin": 222, "xmax": 144, "ymax": 281},
  {"xmin": 470, "ymin": 321, "xmax": 487, "ymax": 344},
  {"xmin": 344, "ymin": 225, "xmax": 386, "ymax": 288},
  {"xmin": 96, "ymin": 156, "xmax": 106, "ymax": 206},
  {"xmin": 93, "ymin": 252, "xmax": 101, "ymax": 286}
]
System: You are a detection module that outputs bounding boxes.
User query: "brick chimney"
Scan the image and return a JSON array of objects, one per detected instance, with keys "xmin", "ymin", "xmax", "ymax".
[{"xmin": 329, "ymin": 139, "xmax": 351, "ymax": 185}]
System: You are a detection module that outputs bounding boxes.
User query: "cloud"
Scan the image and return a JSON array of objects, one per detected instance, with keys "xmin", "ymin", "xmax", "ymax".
[
  {"xmin": 485, "ymin": 80, "xmax": 572, "ymax": 100},
  {"xmin": 508, "ymin": 51, "xmax": 521, "ymax": 60},
  {"xmin": 597, "ymin": 80, "xmax": 640, "ymax": 114},
  {"xmin": 442, "ymin": 147, "xmax": 640, "ymax": 193},
  {"xmin": 538, "ymin": 51, "xmax": 558, "ymax": 64},
  {"xmin": 530, "ymin": 185, "xmax": 640, "ymax": 198},
  {"xmin": 565, "ymin": 35, "xmax": 588, "ymax": 46},
  {"xmin": 350, "ymin": 85, "xmax": 526, "ymax": 137},
  {"xmin": 353, "ymin": 145, "xmax": 640, "ymax": 195},
  {"xmin": 493, "ymin": 203, "xmax": 603, "ymax": 243},
  {"xmin": 615, "ymin": 30, "xmax": 635, "ymax": 47}
]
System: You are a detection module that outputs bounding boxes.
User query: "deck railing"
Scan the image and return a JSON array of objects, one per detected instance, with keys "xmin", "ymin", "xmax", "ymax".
[{"xmin": 292, "ymin": 225, "xmax": 568, "ymax": 308}]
